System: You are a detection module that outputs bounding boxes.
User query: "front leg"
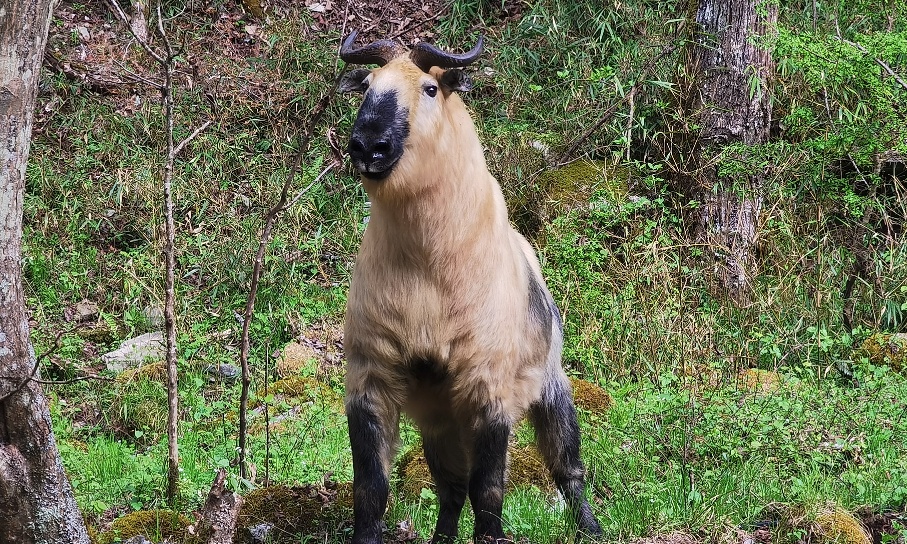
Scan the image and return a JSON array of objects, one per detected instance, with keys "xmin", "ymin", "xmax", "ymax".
[
  {"xmin": 346, "ymin": 390, "xmax": 399, "ymax": 544},
  {"xmin": 469, "ymin": 408, "xmax": 512, "ymax": 543}
]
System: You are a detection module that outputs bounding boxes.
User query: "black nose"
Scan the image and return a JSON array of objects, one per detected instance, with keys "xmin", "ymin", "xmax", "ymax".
[{"xmin": 349, "ymin": 136, "xmax": 392, "ymax": 162}]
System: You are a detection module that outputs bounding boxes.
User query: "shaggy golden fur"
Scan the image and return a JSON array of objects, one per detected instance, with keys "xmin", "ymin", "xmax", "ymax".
[
  {"xmin": 345, "ymin": 58, "xmax": 557, "ymax": 455},
  {"xmin": 342, "ymin": 51, "xmax": 601, "ymax": 544}
]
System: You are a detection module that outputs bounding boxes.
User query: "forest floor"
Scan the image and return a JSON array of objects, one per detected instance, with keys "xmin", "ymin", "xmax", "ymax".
[{"xmin": 25, "ymin": 0, "xmax": 907, "ymax": 543}]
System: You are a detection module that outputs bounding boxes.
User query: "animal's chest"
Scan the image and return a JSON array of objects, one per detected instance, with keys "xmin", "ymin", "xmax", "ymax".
[{"xmin": 346, "ymin": 256, "xmax": 454, "ymax": 362}]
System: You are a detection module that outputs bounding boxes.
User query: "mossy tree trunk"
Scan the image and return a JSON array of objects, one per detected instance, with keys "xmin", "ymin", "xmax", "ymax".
[
  {"xmin": 0, "ymin": 0, "xmax": 91, "ymax": 541},
  {"xmin": 688, "ymin": 0, "xmax": 777, "ymax": 304}
]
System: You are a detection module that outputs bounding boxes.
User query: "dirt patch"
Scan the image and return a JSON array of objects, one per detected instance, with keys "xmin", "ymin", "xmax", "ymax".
[
  {"xmin": 43, "ymin": 0, "xmax": 524, "ymax": 113},
  {"xmin": 283, "ymin": 320, "xmax": 346, "ymax": 379},
  {"xmin": 856, "ymin": 508, "xmax": 907, "ymax": 544},
  {"xmin": 265, "ymin": 0, "xmax": 524, "ymax": 44}
]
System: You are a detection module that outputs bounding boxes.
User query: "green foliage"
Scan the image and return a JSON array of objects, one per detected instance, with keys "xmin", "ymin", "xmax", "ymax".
[
  {"xmin": 110, "ymin": 374, "xmax": 169, "ymax": 442},
  {"xmin": 773, "ymin": 28, "xmax": 907, "ymax": 179},
  {"xmin": 582, "ymin": 371, "xmax": 907, "ymax": 540}
]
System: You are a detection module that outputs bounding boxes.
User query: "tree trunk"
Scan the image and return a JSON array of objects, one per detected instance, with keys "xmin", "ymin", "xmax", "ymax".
[
  {"xmin": 690, "ymin": 0, "xmax": 777, "ymax": 303},
  {"xmin": 0, "ymin": 0, "xmax": 91, "ymax": 542}
]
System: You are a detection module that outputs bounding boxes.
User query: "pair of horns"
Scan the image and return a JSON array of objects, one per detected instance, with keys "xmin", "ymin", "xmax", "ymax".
[{"xmin": 339, "ymin": 31, "xmax": 484, "ymax": 72}]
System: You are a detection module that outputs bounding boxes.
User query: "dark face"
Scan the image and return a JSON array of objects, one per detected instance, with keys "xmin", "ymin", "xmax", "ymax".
[
  {"xmin": 348, "ymin": 89, "xmax": 409, "ymax": 180},
  {"xmin": 339, "ymin": 58, "xmax": 474, "ymax": 181}
]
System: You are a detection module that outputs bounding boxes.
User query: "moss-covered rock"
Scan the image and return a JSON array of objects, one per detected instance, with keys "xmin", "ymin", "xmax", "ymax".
[
  {"xmin": 396, "ymin": 441, "xmax": 434, "ymax": 501},
  {"xmin": 539, "ymin": 160, "xmax": 625, "ymax": 211},
  {"xmin": 116, "ymin": 361, "xmax": 167, "ymax": 384},
  {"xmin": 236, "ymin": 483, "xmax": 353, "ymax": 543},
  {"xmin": 570, "ymin": 377, "xmax": 612, "ymax": 414},
  {"xmin": 736, "ymin": 368, "xmax": 782, "ymax": 394},
  {"xmin": 97, "ymin": 510, "xmax": 191, "ymax": 544},
  {"xmin": 857, "ymin": 333, "xmax": 907, "ymax": 372},
  {"xmin": 275, "ymin": 342, "xmax": 320, "ymax": 378},
  {"xmin": 813, "ymin": 505, "xmax": 872, "ymax": 544},
  {"xmin": 87, "ymin": 524, "xmax": 99, "ymax": 544},
  {"xmin": 767, "ymin": 503, "xmax": 873, "ymax": 544},
  {"xmin": 78, "ymin": 321, "xmax": 119, "ymax": 344},
  {"xmin": 508, "ymin": 159, "xmax": 629, "ymax": 240},
  {"xmin": 254, "ymin": 376, "xmax": 344, "ymax": 415},
  {"xmin": 267, "ymin": 376, "xmax": 340, "ymax": 402},
  {"xmin": 110, "ymin": 375, "xmax": 168, "ymax": 440}
]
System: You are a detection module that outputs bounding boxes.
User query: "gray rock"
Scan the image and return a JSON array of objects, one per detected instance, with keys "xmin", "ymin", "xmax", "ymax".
[
  {"xmin": 245, "ymin": 522, "xmax": 275, "ymax": 544},
  {"xmin": 123, "ymin": 536, "xmax": 153, "ymax": 544},
  {"xmin": 205, "ymin": 363, "xmax": 240, "ymax": 382},
  {"xmin": 65, "ymin": 299, "xmax": 99, "ymax": 323},
  {"xmin": 101, "ymin": 331, "xmax": 165, "ymax": 373}
]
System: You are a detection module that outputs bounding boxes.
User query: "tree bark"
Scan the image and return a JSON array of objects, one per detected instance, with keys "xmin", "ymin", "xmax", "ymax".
[
  {"xmin": 689, "ymin": 0, "xmax": 777, "ymax": 303},
  {"xmin": 0, "ymin": 0, "xmax": 91, "ymax": 542}
]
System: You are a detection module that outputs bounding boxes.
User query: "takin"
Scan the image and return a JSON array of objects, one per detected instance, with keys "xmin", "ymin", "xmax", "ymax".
[{"xmin": 338, "ymin": 31, "xmax": 604, "ymax": 544}]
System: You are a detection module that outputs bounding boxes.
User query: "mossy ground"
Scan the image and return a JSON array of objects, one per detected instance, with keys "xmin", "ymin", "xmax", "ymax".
[
  {"xmin": 235, "ymin": 483, "xmax": 353, "ymax": 543},
  {"xmin": 96, "ymin": 510, "xmax": 191, "ymax": 544},
  {"xmin": 858, "ymin": 334, "xmax": 907, "ymax": 373}
]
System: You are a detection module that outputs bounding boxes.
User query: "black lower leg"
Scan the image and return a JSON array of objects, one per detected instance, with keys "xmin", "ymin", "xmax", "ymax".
[
  {"xmin": 469, "ymin": 411, "xmax": 511, "ymax": 542},
  {"xmin": 424, "ymin": 433, "xmax": 468, "ymax": 542},
  {"xmin": 529, "ymin": 378, "xmax": 603, "ymax": 538},
  {"xmin": 347, "ymin": 395, "xmax": 392, "ymax": 544}
]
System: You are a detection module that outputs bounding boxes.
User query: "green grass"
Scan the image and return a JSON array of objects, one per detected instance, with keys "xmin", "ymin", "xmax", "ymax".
[{"xmin": 48, "ymin": 363, "xmax": 907, "ymax": 539}]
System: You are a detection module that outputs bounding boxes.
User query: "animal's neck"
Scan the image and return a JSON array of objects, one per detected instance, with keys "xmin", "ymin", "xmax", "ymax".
[{"xmin": 365, "ymin": 124, "xmax": 508, "ymax": 269}]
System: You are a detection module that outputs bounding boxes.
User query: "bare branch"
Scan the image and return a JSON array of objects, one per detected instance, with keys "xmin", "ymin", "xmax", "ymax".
[
  {"xmin": 156, "ymin": 3, "xmax": 175, "ymax": 59},
  {"xmin": 282, "ymin": 163, "xmax": 336, "ymax": 212},
  {"xmin": 32, "ymin": 374, "xmax": 116, "ymax": 385},
  {"xmin": 0, "ymin": 326, "xmax": 82, "ymax": 403},
  {"xmin": 173, "ymin": 119, "xmax": 214, "ymax": 158},
  {"xmin": 840, "ymin": 38, "xmax": 907, "ymax": 92},
  {"xmin": 105, "ymin": 0, "xmax": 166, "ymax": 65}
]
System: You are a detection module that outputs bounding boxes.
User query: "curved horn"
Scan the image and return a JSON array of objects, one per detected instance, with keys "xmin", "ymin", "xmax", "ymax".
[
  {"xmin": 410, "ymin": 35, "xmax": 484, "ymax": 72},
  {"xmin": 339, "ymin": 31, "xmax": 405, "ymax": 66}
]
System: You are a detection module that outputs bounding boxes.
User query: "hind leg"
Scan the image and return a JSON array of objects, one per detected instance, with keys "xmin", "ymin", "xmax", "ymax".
[
  {"xmin": 528, "ymin": 372, "xmax": 602, "ymax": 538},
  {"xmin": 422, "ymin": 425, "xmax": 469, "ymax": 543}
]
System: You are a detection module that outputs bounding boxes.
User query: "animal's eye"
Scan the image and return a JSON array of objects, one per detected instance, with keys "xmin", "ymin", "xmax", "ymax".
[{"xmin": 424, "ymin": 85, "xmax": 438, "ymax": 98}]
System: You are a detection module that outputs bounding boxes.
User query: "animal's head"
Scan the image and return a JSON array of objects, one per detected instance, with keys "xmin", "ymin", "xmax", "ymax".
[{"xmin": 339, "ymin": 32, "xmax": 484, "ymax": 181}]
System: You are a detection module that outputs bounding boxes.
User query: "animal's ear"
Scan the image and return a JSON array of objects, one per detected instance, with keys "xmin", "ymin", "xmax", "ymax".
[
  {"xmin": 338, "ymin": 68, "xmax": 371, "ymax": 93},
  {"xmin": 439, "ymin": 69, "xmax": 473, "ymax": 93}
]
